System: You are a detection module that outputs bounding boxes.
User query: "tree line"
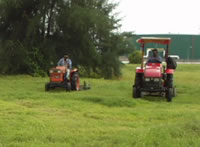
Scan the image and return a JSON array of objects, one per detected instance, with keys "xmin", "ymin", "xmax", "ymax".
[{"xmin": 0, "ymin": 0, "xmax": 135, "ymax": 78}]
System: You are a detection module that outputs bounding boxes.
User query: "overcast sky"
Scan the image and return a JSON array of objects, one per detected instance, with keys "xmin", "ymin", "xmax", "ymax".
[{"xmin": 112, "ymin": 0, "xmax": 200, "ymax": 34}]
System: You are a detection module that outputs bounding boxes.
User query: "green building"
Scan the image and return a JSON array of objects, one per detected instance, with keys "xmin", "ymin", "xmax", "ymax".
[{"xmin": 134, "ymin": 34, "xmax": 200, "ymax": 60}]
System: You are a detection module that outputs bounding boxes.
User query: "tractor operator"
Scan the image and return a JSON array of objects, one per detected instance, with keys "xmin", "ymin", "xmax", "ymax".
[
  {"xmin": 57, "ymin": 55, "xmax": 72, "ymax": 79},
  {"xmin": 146, "ymin": 48, "xmax": 162, "ymax": 64}
]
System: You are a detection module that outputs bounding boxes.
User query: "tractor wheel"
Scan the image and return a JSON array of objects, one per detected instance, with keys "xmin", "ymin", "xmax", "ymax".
[
  {"xmin": 135, "ymin": 73, "xmax": 143, "ymax": 87},
  {"xmin": 133, "ymin": 87, "xmax": 141, "ymax": 98},
  {"xmin": 167, "ymin": 74, "xmax": 173, "ymax": 88},
  {"xmin": 66, "ymin": 82, "xmax": 71, "ymax": 92},
  {"xmin": 166, "ymin": 88, "xmax": 173, "ymax": 102},
  {"xmin": 172, "ymin": 87, "xmax": 176, "ymax": 97},
  {"xmin": 133, "ymin": 73, "xmax": 143, "ymax": 98},
  {"xmin": 45, "ymin": 83, "xmax": 50, "ymax": 91},
  {"xmin": 71, "ymin": 73, "xmax": 80, "ymax": 91}
]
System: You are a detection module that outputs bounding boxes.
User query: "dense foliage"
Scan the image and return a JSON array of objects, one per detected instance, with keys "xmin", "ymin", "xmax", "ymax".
[
  {"xmin": 0, "ymin": 0, "xmax": 134, "ymax": 78},
  {"xmin": 128, "ymin": 50, "xmax": 142, "ymax": 64}
]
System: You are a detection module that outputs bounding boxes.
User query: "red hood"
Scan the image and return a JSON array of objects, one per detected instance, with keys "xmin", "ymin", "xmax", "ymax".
[{"xmin": 144, "ymin": 64, "xmax": 162, "ymax": 77}]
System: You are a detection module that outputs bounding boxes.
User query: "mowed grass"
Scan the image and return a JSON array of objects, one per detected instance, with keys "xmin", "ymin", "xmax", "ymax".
[{"xmin": 0, "ymin": 64, "xmax": 200, "ymax": 147}]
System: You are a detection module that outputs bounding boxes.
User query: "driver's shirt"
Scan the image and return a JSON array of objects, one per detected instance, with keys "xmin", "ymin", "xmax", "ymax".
[
  {"xmin": 146, "ymin": 56, "xmax": 162, "ymax": 63},
  {"xmin": 57, "ymin": 58, "xmax": 72, "ymax": 69}
]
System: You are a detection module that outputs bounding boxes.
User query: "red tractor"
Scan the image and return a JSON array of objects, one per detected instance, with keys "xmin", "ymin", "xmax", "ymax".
[
  {"xmin": 133, "ymin": 37, "xmax": 176, "ymax": 102},
  {"xmin": 45, "ymin": 66, "xmax": 80, "ymax": 91}
]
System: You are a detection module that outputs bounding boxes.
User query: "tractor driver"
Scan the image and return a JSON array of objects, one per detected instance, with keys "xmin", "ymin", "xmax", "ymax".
[
  {"xmin": 146, "ymin": 48, "xmax": 162, "ymax": 64},
  {"xmin": 57, "ymin": 55, "xmax": 72, "ymax": 80}
]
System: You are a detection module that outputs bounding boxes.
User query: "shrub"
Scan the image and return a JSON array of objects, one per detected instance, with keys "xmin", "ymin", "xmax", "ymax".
[{"xmin": 128, "ymin": 50, "xmax": 142, "ymax": 64}]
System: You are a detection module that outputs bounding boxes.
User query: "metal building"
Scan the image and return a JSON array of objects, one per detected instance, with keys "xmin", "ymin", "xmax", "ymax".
[{"xmin": 134, "ymin": 34, "xmax": 200, "ymax": 60}]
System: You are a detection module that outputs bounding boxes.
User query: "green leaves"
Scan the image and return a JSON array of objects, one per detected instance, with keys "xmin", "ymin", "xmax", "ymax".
[
  {"xmin": 0, "ymin": 0, "xmax": 129, "ymax": 78},
  {"xmin": 128, "ymin": 50, "xmax": 142, "ymax": 64}
]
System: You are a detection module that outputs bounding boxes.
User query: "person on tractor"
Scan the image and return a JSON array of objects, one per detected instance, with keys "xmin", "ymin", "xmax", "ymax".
[
  {"xmin": 146, "ymin": 48, "xmax": 162, "ymax": 64},
  {"xmin": 57, "ymin": 55, "xmax": 72, "ymax": 80}
]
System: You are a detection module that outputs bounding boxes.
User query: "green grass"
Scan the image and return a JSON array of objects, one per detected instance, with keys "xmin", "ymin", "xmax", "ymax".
[{"xmin": 0, "ymin": 64, "xmax": 200, "ymax": 147}]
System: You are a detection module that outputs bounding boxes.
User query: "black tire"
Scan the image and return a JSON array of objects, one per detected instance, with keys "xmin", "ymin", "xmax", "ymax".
[
  {"xmin": 166, "ymin": 88, "xmax": 173, "ymax": 102},
  {"xmin": 166, "ymin": 74, "xmax": 173, "ymax": 88},
  {"xmin": 132, "ymin": 87, "xmax": 136, "ymax": 98},
  {"xmin": 133, "ymin": 73, "xmax": 143, "ymax": 98},
  {"xmin": 45, "ymin": 83, "xmax": 50, "ymax": 91},
  {"xmin": 172, "ymin": 87, "xmax": 176, "ymax": 97},
  {"xmin": 135, "ymin": 73, "xmax": 143, "ymax": 87},
  {"xmin": 133, "ymin": 87, "xmax": 141, "ymax": 98},
  {"xmin": 66, "ymin": 82, "xmax": 71, "ymax": 92},
  {"xmin": 71, "ymin": 72, "xmax": 79, "ymax": 90}
]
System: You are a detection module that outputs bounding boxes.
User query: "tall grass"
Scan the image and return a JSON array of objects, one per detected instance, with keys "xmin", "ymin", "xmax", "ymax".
[{"xmin": 0, "ymin": 64, "xmax": 200, "ymax": 147}]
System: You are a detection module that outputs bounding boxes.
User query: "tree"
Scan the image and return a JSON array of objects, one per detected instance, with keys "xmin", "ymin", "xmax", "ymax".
[
  {"xmin": 118, "ymin": 32, "xmax": 136, "ymax": 56},
  {"xmin": 0, "ymin": 0, "xmax": 127, "ymax": 78}
]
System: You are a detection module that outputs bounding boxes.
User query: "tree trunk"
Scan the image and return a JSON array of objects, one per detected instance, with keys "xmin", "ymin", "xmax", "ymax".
[{"xmin": 47, "ymin": 0, "xmax": 56, "ymax": 37}]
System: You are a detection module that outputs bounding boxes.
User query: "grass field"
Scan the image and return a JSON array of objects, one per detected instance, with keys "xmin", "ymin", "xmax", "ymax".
[{"xmin": 0, "ymin": 64, "xmax": 200, "ymax": 147}]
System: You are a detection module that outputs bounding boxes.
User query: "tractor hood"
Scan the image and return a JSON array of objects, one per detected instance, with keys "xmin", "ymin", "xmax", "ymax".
[{"xmin": 144, "ymin": 64, "xmax": 162, "ymax": 78}]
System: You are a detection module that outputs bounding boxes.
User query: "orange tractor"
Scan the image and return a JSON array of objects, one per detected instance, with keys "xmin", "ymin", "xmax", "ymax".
[{"xmin": 45, "ymin": 66, "xmax": 81, "ymax": 91}]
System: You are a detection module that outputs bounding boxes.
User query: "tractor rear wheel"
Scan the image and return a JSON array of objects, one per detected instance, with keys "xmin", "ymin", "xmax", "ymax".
[
  {"xmin": 71, "ymin": 72, "xmax": 80, "ymax": 91},
  {"xmin": 133, "ymin": 87, "xmax": 141, "ymax": 98},
  {"xmin": 135, "ymin": 73, "xmax": 143, "ymax": 87},
  {"xmin": 166, "ymin": 88, "xmax": 173, "ymax": 102},
  {"xmin": 45, "ymin": 83, "xmax": 50, "ymax": 91},
  {"xmin": 66, "ymin": 82, "xmax": 71, "ymax": 92},
  {"xmin": 172, "ymin": 87, "xmax": 176, "ymax": 97},
  {"xmin": 133, "ymin": 73, "xmax": 143, "ymax": 99},
  {"xmin": 167, "ymin": 74, "xmax": 173, "ymax": 88}
]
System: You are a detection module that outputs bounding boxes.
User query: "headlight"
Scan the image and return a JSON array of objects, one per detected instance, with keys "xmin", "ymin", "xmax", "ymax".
[
  {"xmin": 145, "ymin": 78, "xmax": 150, "ymax": 82},
  {"xmin": 57, "ymin": 70, "xmax": 61, "ymax": 73},
  {"xmin": 49, "ymin": 70, "xmax": 53, "ymax": 74},
  {"xmin": 154, "ymin": 78, "xmax": 160, "ymax": 82}
]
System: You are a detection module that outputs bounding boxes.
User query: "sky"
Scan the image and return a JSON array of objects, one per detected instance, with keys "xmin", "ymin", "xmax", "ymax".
[{"xmin": 112, "ymin": 0, "xmax": 200, "ymax": 34}]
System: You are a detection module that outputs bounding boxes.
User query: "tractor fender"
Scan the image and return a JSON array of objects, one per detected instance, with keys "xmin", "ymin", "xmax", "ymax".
[
  {"xmin": 165, "ymin": 69, "xmax": 174, "ymax": 74},
  {"xmin": 136, "ymin": 67, "xmax": 144, "ymax": 73},
  {"xmin": 71, "ymin": 68, "xmax": 78, "ymax": 72}
]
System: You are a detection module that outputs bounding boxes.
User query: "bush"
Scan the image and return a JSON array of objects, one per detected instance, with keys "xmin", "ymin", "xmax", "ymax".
[
  {"xmin": 128, "ymin": 50, "xmax": 142, "ymax": 64},
  {"xmin": 0, "ymin": 41, "xmax": 47, "ymax": 76},
  {"xmin": 78, "ymin": 66, "xmax": 101, "ymax": 78}
]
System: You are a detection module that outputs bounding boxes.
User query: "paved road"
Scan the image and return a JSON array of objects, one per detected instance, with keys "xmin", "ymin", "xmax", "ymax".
[{"xmin": 177, "ymin": 62, "xmax": 200, "ymax": 64}]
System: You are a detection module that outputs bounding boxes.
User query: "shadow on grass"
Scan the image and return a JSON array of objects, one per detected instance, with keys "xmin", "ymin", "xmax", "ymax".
[
  {"xmin": 43, "ymin": 87, "xmax": 67, "ymax": 92},
  {"xmin": 79, "ymin": 97, "xmax": 136, "ymax": 108},
  {"xmin": 141, "ymin": 95, "xmax": 166, "ymax": 102}
]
